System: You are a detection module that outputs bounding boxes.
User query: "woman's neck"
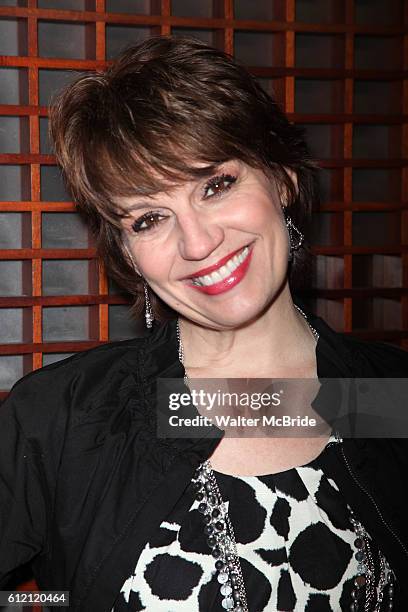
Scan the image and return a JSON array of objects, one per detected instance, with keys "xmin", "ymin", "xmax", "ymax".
[{"xmin": 178, "ymin": 288, "xmax": 318, "ymax": 379}]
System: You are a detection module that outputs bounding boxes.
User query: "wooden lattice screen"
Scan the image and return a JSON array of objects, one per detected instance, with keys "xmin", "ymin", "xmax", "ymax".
[
  {"xmin": 0, "ymin": 0, "xmax": 407, "ymax": 603},
  {"xmin": 0, "ymin": 1, "xmax": 407, "ymax": 400}
]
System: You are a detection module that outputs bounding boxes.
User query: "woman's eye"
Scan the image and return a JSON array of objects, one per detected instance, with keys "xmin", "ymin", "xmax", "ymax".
[
  {"xmin": 131, "ymin": 212, "xmax": 165, "ymax": 233},
  {"xmin": 203, "ymin": 173, "xmax": 237, "ymax": 199}
]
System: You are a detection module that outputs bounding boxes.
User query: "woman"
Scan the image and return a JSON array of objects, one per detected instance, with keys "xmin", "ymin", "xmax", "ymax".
[{"xmin": 1, "ymin": 36, "xmax": 407, "ymax": 612}]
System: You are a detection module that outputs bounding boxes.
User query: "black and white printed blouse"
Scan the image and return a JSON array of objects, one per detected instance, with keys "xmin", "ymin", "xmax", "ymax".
[{"xmin": 111, "ymin": 433, "xmax": 393, "ymax": 611}]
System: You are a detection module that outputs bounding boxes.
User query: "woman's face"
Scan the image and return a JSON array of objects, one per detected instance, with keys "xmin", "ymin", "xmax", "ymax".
[{"xmin": 120, "ymin": 159, "xmax": 293, "ymax": 329}]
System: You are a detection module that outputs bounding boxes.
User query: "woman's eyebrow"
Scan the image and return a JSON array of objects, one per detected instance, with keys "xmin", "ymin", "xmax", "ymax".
[
  {"xmin": 122, "ymin": 192, "xmax": 181, "ymax": 215},
  {"xmin": 123, "ymin": 200, "xmax": 163, "ymax": 213},
  {"xmin": 189, "ymin": 163, "xmax": 224, "ymax": 178}
]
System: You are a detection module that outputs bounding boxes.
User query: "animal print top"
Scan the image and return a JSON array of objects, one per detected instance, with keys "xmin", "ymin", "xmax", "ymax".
[{"xmin": 111, "ymin": 434, "xmax": 393, "ymax": 611}]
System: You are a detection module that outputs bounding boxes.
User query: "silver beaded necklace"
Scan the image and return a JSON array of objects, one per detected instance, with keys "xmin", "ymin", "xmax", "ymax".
[{"xmin": 176, "ymin": 305, "xmax": 395, "ymax": 611}]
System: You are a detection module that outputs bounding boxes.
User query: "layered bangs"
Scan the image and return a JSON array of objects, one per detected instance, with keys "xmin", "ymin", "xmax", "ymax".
[{"xmin": 49, "ymin": 37, "xmax": 280, "ymax": 229}]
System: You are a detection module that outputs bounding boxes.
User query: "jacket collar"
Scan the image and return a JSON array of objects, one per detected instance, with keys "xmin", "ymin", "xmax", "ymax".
[{"xmin": 296, "ymin": 298, "xmax": 355, "ymax": 378}]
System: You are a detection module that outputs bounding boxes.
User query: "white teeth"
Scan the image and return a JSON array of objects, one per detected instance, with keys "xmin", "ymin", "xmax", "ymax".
[
  {"xmin": 238, "ymin": 246, "xmax": 248, "ymax": 263},
  {"xmin": 226, "ymin": 259, "xmax": 237, "ymax": 273},
  {"xmin": 190, "ymin": 245, "xmax": 250, "ymax": 287},
  {"xmin": 210, "ymin": 270, "xmax": 223, "ymax": 283}
]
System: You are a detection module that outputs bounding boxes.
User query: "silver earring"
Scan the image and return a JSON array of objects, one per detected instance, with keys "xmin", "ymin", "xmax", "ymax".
[
  {"xmin": 143, "ymin": 281, "xmax": 153, "ymax": 328},
  {"xmin": 284, "ymin": 213, "xmax": 304, "ymax": 260},
  {"xmin": 124, "ymin": 246, "xmax": 141, "ymax": 276}
]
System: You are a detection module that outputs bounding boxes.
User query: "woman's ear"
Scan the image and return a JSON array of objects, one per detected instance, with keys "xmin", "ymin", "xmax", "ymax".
[
  {"xmin": 285, "ymin": 168, "xmax": 299, "ymax": 195},
  {"xmin": 281, "ymin": 168, "xmax": 299, "ymax": 209}
]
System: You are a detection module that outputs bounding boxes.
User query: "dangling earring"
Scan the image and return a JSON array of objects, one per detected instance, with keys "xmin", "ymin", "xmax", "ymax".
[
  {"xmin": 143, "ymin": 281, "xmax": 153, "ymax": 329},
  {"xmin": 123, "ymin": 245, "xmax": 153, "ymax": 328},
  {"xmin": 282, "ymin": 208, "xmax": 304, "ymax": 261}
]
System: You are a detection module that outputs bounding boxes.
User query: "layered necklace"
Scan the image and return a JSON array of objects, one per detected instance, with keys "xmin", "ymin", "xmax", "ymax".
[{"xmin": 176, "ymin": 305, "xmax": 395, "ymax": 611}]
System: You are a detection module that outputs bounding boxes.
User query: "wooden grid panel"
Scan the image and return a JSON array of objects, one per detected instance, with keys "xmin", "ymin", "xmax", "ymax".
[{"xmin": 0, "ymin": 0, "xmax": 407, "ymax": 402}]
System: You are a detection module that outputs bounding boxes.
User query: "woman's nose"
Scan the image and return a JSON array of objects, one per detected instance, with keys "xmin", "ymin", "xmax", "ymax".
[{"xmin": 177, "ymin": 212, "xmax": 225, "ymax": 261}]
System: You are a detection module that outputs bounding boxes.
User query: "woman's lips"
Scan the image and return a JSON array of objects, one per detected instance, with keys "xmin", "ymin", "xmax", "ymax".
[
  {"xmin": 185, "ymin": 244, "xmax": 254, "ymax": 295},
  {"xmin": 184, "ymin": 244, "xmax": 248, "ymax": 280}
]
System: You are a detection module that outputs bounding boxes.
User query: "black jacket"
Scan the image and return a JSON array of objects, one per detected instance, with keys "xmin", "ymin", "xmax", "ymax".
[{"xmin": 1, "ymin": 302, "xmax": 408, "ymax": 611}]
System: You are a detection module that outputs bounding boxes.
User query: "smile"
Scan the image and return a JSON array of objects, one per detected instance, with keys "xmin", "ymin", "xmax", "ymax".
[{"xmin": 186, "ymin": 244, "xmax": 254, "ymax": 295}]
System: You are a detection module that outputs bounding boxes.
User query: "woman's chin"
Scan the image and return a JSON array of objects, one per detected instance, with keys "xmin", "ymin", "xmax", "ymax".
[{"xmin": 189, "ymin": 298, "xmax": 271, "ymax": 330}]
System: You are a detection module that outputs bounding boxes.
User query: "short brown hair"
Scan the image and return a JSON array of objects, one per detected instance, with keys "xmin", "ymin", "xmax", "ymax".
[{"xmin": 49, "ymin": 35, "xmax": 319, "ymax": 323}]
